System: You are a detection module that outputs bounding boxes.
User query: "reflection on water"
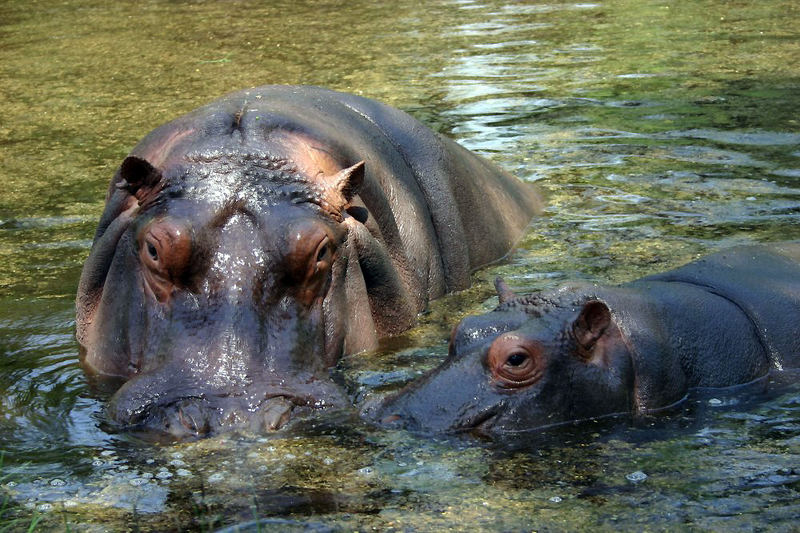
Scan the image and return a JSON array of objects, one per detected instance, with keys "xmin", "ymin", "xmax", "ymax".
[{"xmin": 1, "ymin": 0, "xmax": 800, "ymax": 529}]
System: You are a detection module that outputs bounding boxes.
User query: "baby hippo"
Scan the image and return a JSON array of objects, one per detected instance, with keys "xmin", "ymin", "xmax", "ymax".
[{"xmin": 367, "ymin": 243, "xmax": 800, "ymax": 435}]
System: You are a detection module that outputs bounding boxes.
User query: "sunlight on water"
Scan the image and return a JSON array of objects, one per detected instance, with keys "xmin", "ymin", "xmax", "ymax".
[{"xmin": 1, "ymin": 0, "xmax": 800, "ymax": 529}]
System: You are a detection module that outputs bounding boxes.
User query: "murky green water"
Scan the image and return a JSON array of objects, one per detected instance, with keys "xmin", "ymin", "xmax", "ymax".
[{"xmin": 2, "ymin": 0, "xmax": 800, "ymax": 530}]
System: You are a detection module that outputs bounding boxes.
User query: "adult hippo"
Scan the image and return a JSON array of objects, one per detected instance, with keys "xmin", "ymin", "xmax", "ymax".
[
  {"xmin": 76, "ymin": 85, "xmax": 541, "ymax": 439},
  {"xmin": 369, "ymin": 243, "xmax": 800, "ymax": 436}
]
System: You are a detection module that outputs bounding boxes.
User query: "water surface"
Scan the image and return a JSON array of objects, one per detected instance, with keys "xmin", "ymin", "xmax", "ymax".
[{"xmin": 1, "ymin": 0, "xmax": 800, "ymax": 530}]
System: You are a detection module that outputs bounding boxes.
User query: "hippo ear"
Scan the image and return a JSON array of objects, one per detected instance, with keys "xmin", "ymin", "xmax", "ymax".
[
  {"xmin": 572, "ymin": 301, "xmax": 612, "ymax": 353},
  {"xmin": 329, "ymin": 161, "xmax": 365, "ymax": 206},
  {"xmin": 115, "ymin": 156, "xmax": 164, "ymax": 203},
  {"xmin": 494, "ymin": 277, "xmax": 518, "ymax": 304}
]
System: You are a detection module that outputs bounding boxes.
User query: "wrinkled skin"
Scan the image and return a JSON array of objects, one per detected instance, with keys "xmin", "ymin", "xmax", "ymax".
[
  {"xmin": 369, "ymin": 244, "xmax": 800, "ymax": 436},
  {"xmin": 76, "ymin": 85, "xmax": 541, "ymax": 440}
]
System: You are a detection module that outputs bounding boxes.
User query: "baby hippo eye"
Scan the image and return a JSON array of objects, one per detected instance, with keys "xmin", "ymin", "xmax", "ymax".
[
  {"xmin": 487, "ymin": 333, "xmax": 545, "ymax": 389},
  {"xmin": 506, "ymin": 352, "xmax": 528, "ymax": 367}
]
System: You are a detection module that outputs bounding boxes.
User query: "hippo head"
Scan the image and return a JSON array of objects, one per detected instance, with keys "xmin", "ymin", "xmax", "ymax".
[
  {"xmin": 76, "ymin": 128, "xmax": 385, "ymax": 440},
  {"xmin": 368, "ymin": 280, "xmax": 637, "ymax": 436}
]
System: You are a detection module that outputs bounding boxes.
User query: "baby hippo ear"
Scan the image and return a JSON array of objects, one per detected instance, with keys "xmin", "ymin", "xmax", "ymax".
[
  {"xmin": 116, "ymin": 156, "xmax": 164, "ymax": 203},
  {"xmin": 494, "ymin": 277, "xmax": 518, "ymax": 304},
  {"xmin": 572, "ymin": 300, "xmax": 612, "ymax": 354}
]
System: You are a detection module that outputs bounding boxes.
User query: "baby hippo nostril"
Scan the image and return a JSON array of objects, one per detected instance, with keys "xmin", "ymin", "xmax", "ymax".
[
  {"xmin": 260, "ymin": 397, "xmax": 294, "ymax": 430},
  {"xmin": 381, "ymin": 414, "xmax": 403, "ymax": 424}
]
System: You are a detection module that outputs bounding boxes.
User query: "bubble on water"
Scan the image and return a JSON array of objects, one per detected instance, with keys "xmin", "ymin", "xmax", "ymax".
[
  {"xmin": 626, "ymin": 471, "xmax": 648, "ymax": 483},
  {"xmin": 37, "ymin": 503, "xmax": 53, "ymax": 512},
  {"xmin": 129, "ymin": 477, "xmax": 148, "ymax": 487},
  {"xmin": 100, "ymin": 450, "xmax": 115, "ymax": 457},
  {"xmin": 176, "ymin": 469, "xmax": 192, "ymax": 477},
  {"xmin": 357, "ymin": 467, "xmax": 374, "ymax": 476},
  {"xmin": 207, "ymin": 472, "xmax": 224, "ymax": 483},
  {"xmin": 49, "ymin": 479, "xmax": 66, "ymax": 487},
  {"xmin": 146, "ymin": 458, "xmax": 155, "ymax": 464},
  {"xmin": 284, "ymin": 453, "xmax": 296, "ymax": 460},
  {"xmin": 708, "ymin": 398, "xmax": 723, "ymax": 406},
  {"xmin": 549, "ymin": 496, "xmax": 563, "ymax": 503},
  {"xmin": 169, "ymin": 459, "xmax": 187, "ymax": 467},
  {"xmin": 155, "ymin": 471, "xmax": 173, "ymax": 480},
  {"xmin": 323, "ymin": 457, "xmax": 334, "ymax": 465},
  {"xmin": 141, "ymin": 473, "xmax": 153, "ymax": 480},
  {"xmin": 5, "ymin": 481, "xmax": 17, "ymax": 488}
]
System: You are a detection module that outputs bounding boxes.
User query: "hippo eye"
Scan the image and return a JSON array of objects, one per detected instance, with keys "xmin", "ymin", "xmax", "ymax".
[
  {"xmin": 286, "ymin": 222, "xmax": 340, "ymax": 307},
  {"xmin": 146, "ymin": 241, "xmax": 159, "ymax": 261},
  {"xmin": 506, "ymin": 352, "xmax": 528, "ymax": 367},
  {"xmin": 138, "ymin": 218, "xmax": 192, "ymax": 302},
  {"xmin": 316, "ymin": 238, "xmax": 331, "ymax": 263},
  {"xmin": 487, "ymin": 333, "xmax": 545, "ymax": 389}
]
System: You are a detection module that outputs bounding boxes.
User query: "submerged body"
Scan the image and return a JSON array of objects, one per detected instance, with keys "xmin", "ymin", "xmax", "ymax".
[
  {"xmin": 76, "ymin": 85, "xmax": 541, "ymax": 439},
  {"xmin": 370, "ymin": 244, "xmax": 800, "ymax": 435}
]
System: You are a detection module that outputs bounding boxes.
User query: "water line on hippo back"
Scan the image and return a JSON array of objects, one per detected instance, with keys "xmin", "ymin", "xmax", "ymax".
[{"xmin": 75, "ymin": 85, "xmax": 542, "ymax": 440}]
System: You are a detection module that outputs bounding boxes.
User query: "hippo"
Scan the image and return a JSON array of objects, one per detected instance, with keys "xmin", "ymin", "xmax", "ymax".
[
  {"xmin": 75, "ymin": 85, "xmax": 541, "ymax": 439},
  {"xmin": 368, "ymin": 243, "xmax": 800, "ymax": 436}
]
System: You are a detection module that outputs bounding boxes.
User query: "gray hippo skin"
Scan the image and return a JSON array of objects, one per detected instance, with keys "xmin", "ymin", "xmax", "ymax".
[
  {"xmin": 76, "ymin": 85, "xmax": 542, "ymax": 439},
  {"xmin": 369, "ymin": 244, "xmax": 800, "ymax": 435}
]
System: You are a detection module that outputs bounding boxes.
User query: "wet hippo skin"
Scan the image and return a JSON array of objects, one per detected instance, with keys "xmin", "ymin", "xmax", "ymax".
[
  {"xmin": 75, "ymin": 85, "xmax": 542, "ymax": 440},
  {"xmin": 368, "ymin": 243, "xmax": 800, "ymax": 436}
]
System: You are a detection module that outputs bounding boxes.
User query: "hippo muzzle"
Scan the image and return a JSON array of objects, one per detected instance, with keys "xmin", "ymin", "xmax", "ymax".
[{"xmin": 107, "ymin": 367, "xmax": 348, "ymax": 440}]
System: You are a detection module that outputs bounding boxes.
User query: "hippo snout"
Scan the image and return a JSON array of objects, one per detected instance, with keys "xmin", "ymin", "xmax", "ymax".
[
  {"xmin": 106, "ymin": 371, "xmax": 348, "ymax": 440},
  {"xmin": 109, "ymin": 393, "xmax": 301, "ymax": 440},
  {"xmin": 362, "ymin": 400, "xmax": 419, "ymax": 431}
]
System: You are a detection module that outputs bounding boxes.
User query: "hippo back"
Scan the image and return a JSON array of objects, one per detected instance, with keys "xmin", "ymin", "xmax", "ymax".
[{"xmin": 640, "ymin": 243, "xmax": 800, "ymax": 371}]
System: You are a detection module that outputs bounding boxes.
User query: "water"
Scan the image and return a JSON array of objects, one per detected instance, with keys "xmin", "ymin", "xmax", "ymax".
[{"xmin": 2, "ymin": 0, "xmax": 800, "ymax": 530}]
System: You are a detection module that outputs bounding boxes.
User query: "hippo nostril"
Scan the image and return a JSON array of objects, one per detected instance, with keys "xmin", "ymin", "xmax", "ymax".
[
  {"xmin": 260, "ymin": 397, "xmax": 294, "ymax": 430},
  {"xmin": 381, "ymin": 414, "xmax": 403, "ymax": 424},
  {"xmin": 176, "ymin": 400, "xmax": 211, "ymax": 436}
]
